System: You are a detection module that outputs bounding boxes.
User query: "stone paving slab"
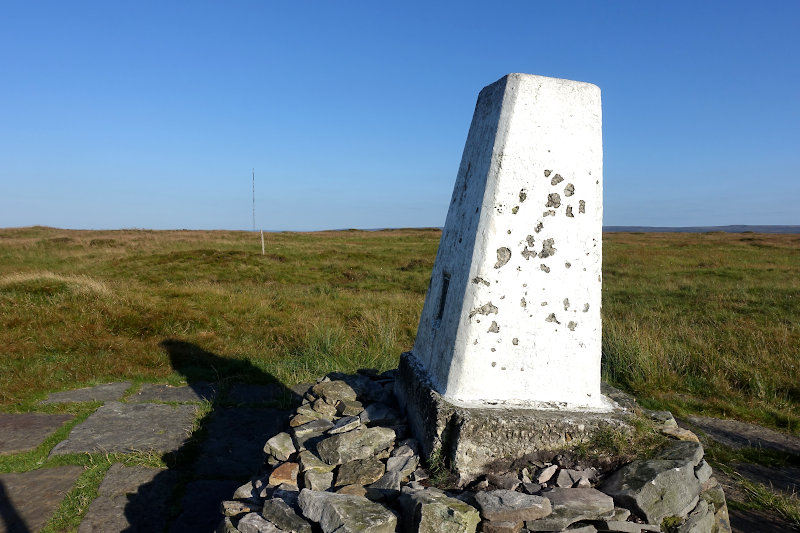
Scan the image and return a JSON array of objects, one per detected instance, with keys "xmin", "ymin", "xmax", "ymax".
[
  {"xmin": 0, "ymin": 466, "xmax": 84, "ymax": 533},
  {"xmin": 169, "ymin": 479, "xmax": 240, "ymax": 533},
  {"xmin": 40, "ymin": 382, "xmax": 131, "ymax": 404},
  {"xmin": 50, "ymin": 402, "xmax": 197, "ymax": 456},
  {"xmin": 128, "ymin": 382, "xmax": 216, "ymax": 403},
  {"xmin": 729, "ymin": 507, "xmax": 797, "ymax": 533},
  {"xmin": 687, "ymin": 415, "xmax": 800, "ymax": 455},
  {"xmin": 0, "ymin": 413, "xmax": 74, "ymax": 454},
  {"xmin": 733, "ymin": 462, "xmax": 800, "ymax": 495},
  {"xmin": 193, "ymin": 407, "xmax": 289, "ymax": 479},
  {"xmin": 78, "ymin": 463, "xmax": 178, "ymax": 533}
]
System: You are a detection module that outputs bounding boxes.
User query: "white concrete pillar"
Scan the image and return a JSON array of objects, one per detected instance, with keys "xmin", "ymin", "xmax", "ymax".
[{"xmin": 412, "ymin": 73, "xmax": 605, "ymax": 409}]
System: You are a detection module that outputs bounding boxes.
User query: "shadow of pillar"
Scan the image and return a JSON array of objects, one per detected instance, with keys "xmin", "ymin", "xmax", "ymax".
[
  {"xmin": 117, "ymin": 340, "xmax": 295, "ymax": 532},
  {"xmin": 0, "ymin": 480, "xmax": 31, "ymax": 533}
]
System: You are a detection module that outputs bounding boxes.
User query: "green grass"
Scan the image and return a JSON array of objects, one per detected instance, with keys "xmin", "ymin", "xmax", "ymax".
[
  {"xmin": 1, "ymin": 226, "xmax": 799, "ymax": 529},
  {"xmin": 1, "ymin": 227, "xmax": 798, "ymax": 435}
]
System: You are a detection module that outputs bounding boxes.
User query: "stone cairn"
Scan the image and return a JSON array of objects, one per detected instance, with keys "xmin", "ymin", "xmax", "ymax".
[
  {"xmin": 218, "ymin": 370, "xmax": 730, "ymax": 533},
  {"xmin": 220, "ymin": 74, "xmax": 730, "ymax": 532}
]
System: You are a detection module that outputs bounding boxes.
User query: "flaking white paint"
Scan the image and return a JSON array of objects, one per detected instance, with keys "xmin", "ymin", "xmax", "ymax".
[{"xmin": 412, "ymin": 73, "xmax": 605, "ymax": 410}]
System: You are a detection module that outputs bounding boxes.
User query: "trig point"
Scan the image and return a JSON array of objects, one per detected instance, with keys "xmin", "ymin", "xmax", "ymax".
[{"xmin": 396, "ymin": 73, "xmax": 630, "ymax": 478}]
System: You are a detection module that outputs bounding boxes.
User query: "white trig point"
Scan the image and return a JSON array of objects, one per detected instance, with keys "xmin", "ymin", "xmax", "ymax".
[
  {"xmin": 413, "ymin": 73, "xmax": 605, "ymax": 409},
  {"xmin": 396, "ymin": 73, "xmax": 628, "ymax": 477}
]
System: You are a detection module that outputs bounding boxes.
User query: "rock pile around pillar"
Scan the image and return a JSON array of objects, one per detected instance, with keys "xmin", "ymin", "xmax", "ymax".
[{"xmin": 219, "ymin": 370, "xmax": 731, "ymax": 533}]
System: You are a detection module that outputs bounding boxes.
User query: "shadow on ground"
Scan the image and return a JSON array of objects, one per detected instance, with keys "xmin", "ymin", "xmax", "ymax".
[
  {"xmin": 119, "ymin": 340, "xmax": 296, "ymax": 532},
  {"xmin": 0, "ymin": 479, "xmax": 30, "ymax": 533}
]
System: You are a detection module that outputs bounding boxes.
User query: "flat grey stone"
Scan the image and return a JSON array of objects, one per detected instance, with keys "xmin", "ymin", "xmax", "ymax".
[
  {"xmin": 265, "ymin": 431, "xmax": 297, "ymax": 461},
  {"xmin": 329, "ymin": 415, "xmax": 361, "ymax": 435},
  {"xmin": 50, "ymin": 402, "xmax": 197, "ymax": 455},
  {"xmin": 326, "ymin": 373, "xmax": 389, "ymax": 403},
  {"xmin": 528, "ymin": 488, "xmax": 614, "ymax": 531},
  {"xmin": 336, "ymin": 399, "xmax": 364, "ymax": 417},
  {"xmin": 128, "ymin": 382, "xmax": 215, "ymax": 403},
  {"xmin": 304, "ymin": 470, "xmax": 334, "ymax": 491},
  {"xmin": 292, "ymin": 418, "xmax": 334, "ymax": 451},
  {"xmin": 298, "ymin": 450, "xmax": 335, "ymax": 473},
  {"xmin": 537, "ymin": 464, "xmax": 558, "ymax": 483},
  {"xmin": 0, "ymin": 412, "xmax": 73, "ymax": 454},
  {"xmin": 654, "ymin": 440, "xmax": 704, "ymax": 466},
  {"xmin": 316, "ymin": 427, "xmax": 395, "ymax": 465},
  {"xmin": 298, "ymin": 489, "xmax": 397, "ymax": 533},
  {"xmin": 311, "ymin": 381, "xmax": 358, "ymax": 404},
  {"xmin": 676, "ymin": 500, "xmax": 715, "ymax": 533},
  {"xmin": 335, "ymin": 457, "xmax": 385, "ymax": 487},
  {"xmin": 261, "ymin": 498, "xmax": 313, "ymax": 533},
  {"xmin": 385, "ymin": 455, "xmax": 419, "ymax": 478},
  {"xmin": 600, "ymin": 459, "xmax": 700, "ymax": 525},
  {"xmin": 369, "ymin": 471, "xmax": 402, "ymax": 491},
  {"xmin": 487, "ymin": 471, "xmax": 522, "ymax": 490},
  {"xmin": 220, "ymin": 500, "xmax": 262, "ymax": 517},
  {"xmin": 556, "ymin": 468, "xmax": 590, "ymax": 488},
  {"xmin": 238, "ymin": 512, "xmax": 282, "ymax": 533},
  {"xmin": 195, "ymin": 408, "xmax": 289, "ymax": 478},
  {"xmin": 687, "ymin": 415, "xmax": 800, "ymax": 455},
  {"xmin": 78, "ymin": 463, "xmax": 178, "ymax": 532},
  {"xmin": 41, "ymin": 381, "xmax": 131, "ymax": 404},
  {"xmin": 169, "ymin": 479, "xmax": 240, "ymax": 533},
  {"xmin": 397, "ymin": 487, "xmax": 481, "ymax": 533},
  {"xmin": 0, "ymin": 466, "xmax": 84, "ymax": 533},
  {"xmin": 474, "ymin": 489, "xmax": 551, "ymax": 522}
]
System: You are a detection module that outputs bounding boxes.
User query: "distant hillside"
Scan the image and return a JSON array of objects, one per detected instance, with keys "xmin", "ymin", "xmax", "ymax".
[{"xmin": 603, "ymin": 225, "xmax": 800, "ymax": 234}]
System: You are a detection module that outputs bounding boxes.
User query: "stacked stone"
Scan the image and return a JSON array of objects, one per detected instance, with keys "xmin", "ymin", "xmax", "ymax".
[{"xmin": 219, "ymin": 371, "xmax": 730, "ymax": 533}]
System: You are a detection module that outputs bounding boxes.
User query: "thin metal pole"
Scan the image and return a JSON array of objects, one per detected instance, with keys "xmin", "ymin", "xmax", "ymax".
[{"xmin": 252, "ymin": 168, "xmax": 256, "ymax": 232}]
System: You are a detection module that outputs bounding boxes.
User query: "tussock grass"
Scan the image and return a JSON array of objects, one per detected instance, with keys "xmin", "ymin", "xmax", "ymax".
[{"xmin": 0, "ymin": 227, "xmax": 798, "ymax": 437}]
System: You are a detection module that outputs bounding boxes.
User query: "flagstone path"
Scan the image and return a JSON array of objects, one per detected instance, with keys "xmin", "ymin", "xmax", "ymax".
[{"xmin": 0, "ymin": 381, "xmax": 296, "ymax": 533}]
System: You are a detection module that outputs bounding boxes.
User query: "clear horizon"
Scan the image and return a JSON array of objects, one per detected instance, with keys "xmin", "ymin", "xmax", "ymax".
[{"xmin": 2, "ymin": 1, "xmax": 798, "ymax": 231}]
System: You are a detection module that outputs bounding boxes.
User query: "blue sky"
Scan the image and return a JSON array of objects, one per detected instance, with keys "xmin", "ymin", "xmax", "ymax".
[{"xmin": 1, "ymin": 1, "xmax": 798, "ymax": 230}]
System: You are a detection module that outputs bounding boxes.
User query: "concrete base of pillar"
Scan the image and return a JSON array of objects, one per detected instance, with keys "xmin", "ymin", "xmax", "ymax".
[{"xmin": 395, "ymin": 351, "xmax": 635, "ymax": 482}]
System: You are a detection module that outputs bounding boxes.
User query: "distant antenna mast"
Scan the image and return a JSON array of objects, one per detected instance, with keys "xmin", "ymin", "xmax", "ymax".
[{"xmin": 252, "ymin": 168, "xmax": 256, "ymax": 232}]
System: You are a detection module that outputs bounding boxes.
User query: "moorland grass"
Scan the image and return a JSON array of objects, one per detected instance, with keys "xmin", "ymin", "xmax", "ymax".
[{"xmin": 1, "ymin": 226, "xmax": 798, "ymax": 435}]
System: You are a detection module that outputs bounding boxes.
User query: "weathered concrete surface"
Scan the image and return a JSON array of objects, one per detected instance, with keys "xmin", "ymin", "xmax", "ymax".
[
  {"xmin": 194, "ymin": 407, "xmax": 289, "ymax": 478},
  {"xmin": 409, "ymin": 73, "xmax": 604, "ymax": 409},
  {"xmin": 0, "ymin": 466, "xmax": 84, "ymax": 533},
  {"xmin": 687, "ymin": 415, "xmax": 800, "ymax": 455},
  {"xmin": 40, "ymin": 382, "xmax": 131, "ymax": 404},
  {"xmin": 78, "ymin": 463, "xmax": 178, "ymax": 533},
  {"xmin": 0, "ymin": 412, "xmax": 73, "ymax": 454},
  {"xmin": 50, "ymin": 402, "xmax": 197, "ymax": 455},
  {"xmin": 128, "ymin": 382, "xmax": 216, "ymax": 403},
  {"xmin": 395, "ymin": 352, "xmax": 631, "ymax": 477},
  {"xmin": 170, "ymin": 479, "xmax": 240, "ymax": 533}
]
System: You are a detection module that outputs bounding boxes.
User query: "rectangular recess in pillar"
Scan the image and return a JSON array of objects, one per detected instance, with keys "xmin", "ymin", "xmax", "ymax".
[
  {"xmin": 433, "ymin": 273, "xmax": 450, "ymax": 330},
  {"xmin": 410, "ymin": 73, "xmax": 606, "ymax": 410}
]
